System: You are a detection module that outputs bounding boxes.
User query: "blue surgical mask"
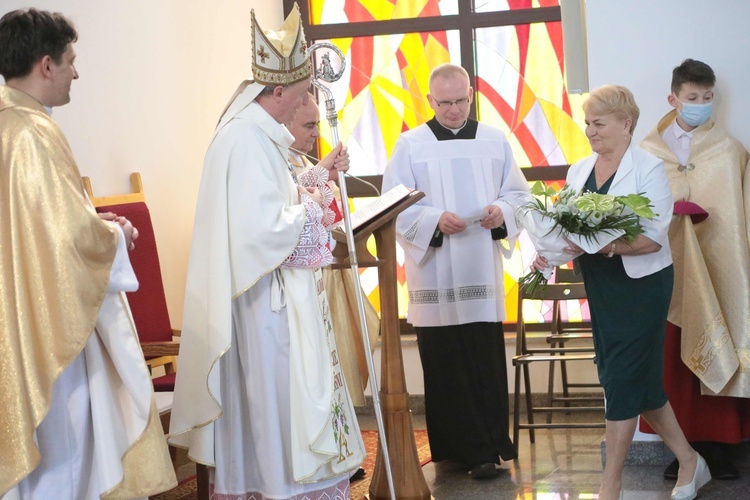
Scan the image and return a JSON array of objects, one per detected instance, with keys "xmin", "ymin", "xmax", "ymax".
[{"xmin": 677, "ymin": 98, "xmax": 713, "ymax": 127}]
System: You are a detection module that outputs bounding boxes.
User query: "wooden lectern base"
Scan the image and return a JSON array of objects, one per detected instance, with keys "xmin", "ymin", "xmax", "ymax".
[{"xmin": 366, "ymin": 391, "xmax": 432, "ymax": 499}]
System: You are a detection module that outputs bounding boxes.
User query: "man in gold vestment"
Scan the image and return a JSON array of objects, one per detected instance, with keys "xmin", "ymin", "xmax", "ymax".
[
  {"xmin": 639, "ymin": 59, "xmax": 750, "ymax": 480},
  {"xmin": 0, "ymin": 8, "xmax": 176, "ymax": 498}
]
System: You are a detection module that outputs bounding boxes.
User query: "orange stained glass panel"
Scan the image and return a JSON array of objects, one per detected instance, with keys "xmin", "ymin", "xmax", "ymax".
[
  {"xmin": 310, "ymin": 0, "xmax": 459, "ymax": 25},
  {"xmin": 475, "ymin": 0, "xmax": 560, "ymax": 13}
]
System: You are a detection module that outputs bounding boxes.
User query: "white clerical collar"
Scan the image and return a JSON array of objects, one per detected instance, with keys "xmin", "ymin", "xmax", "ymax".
[
  {"xmin": 669, "ymin": 119, "xmax": 694, "ymax": 140},
  {"xmin": 443, "ymin": 120, "xmax": 468, "ymax": 135},
  {"xmin": 44, "ymin": 106, "xmax": 53, "ymax": 115}
]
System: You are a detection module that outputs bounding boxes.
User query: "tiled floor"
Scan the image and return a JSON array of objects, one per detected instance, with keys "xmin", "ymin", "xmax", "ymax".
[
  {"xmin": 360, "ymin": 414, "xmax": 750, "ymax": 499},
  {"xmin": 171, "ymin": 413, "xmax": 749, "ymax": 499}
]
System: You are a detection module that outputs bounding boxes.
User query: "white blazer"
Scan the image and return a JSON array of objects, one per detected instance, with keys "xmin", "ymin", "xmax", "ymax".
[{"xmin": 566, "ymin": 144, "xmax": 673, "ymax": 279}]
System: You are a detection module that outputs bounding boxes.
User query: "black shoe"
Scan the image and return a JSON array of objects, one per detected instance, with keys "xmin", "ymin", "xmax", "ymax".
[
  {"xmin": 663, "ymin": 458, "xmax": 679, "ymax": 480},
  {"xmin": 468, "ymin": 462, "xmax": 499, "ymax": 480},
  {"xmin": 349, "ymin": 467, "xmax": 366, "ymax": 483},
  {"xmin": 705, "ymin": 453, "xmax": 740, "ymax": 480},
  {"xmin": 695, "ymin": 441, "xmax": 740, "ymax": 480}
]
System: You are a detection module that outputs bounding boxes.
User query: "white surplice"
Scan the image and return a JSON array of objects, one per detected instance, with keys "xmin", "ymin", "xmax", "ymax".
[
  {"xmin": 169, "ymin": 87, "xmax": 363, "ymax": 499},
  {"xmin": 3, "ymin": 224, "xmax": 174, "ymax": 500},
  {"xmin": 382, "ymin": 121, "xmax": 530, "ymax": 327}
]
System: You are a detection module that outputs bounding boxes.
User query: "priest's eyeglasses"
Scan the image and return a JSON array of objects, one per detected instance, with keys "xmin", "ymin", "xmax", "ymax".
[{"xmin": 434, "ymin": 96, "xmax": 471, "ymax": 108}]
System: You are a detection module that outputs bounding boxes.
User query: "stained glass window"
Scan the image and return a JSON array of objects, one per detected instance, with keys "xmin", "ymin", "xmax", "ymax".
[
  {"xmin": 473, "ymin": 22, "xmax": 590, "ymax": 323},
  {"xmin": 313, "ymin": 31, "xmax": 458, "ymax": 176},
  {"xmin": 475, "ymin": 0, "xmax": 560, "ymax": 13},
  {"xmin": 310, "ymin": 0, "xmax": 458, "ymax": 25},
  {"xmin": 294, "ymin": 0, "xmax": 590, "ymax": 325}
]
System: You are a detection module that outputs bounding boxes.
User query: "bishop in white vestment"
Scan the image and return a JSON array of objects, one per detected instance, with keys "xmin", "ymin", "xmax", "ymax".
[{"xmin": 168, "ymin": 6, "xmax": 364, "ymax": 499}]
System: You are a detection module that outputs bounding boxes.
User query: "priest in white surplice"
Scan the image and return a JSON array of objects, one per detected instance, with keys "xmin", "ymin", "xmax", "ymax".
[
  {"xmin": 0, "ymin": 9, "xmax": 176, "ymax": 499},
  {"xmin": 168, "ymin": 6, "xmax": 364, "ymax": 499},
  {"xmin": 382, "ymin": 63, "xmax": 530, "ymax": 480}
]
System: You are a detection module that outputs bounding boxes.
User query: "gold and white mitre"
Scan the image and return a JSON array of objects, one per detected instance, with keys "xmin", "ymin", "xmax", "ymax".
[
  {"xmin": 251, "ymin": 3, "xmax": 311, "ymax": 85},
  {"xmin": 214, "ymin": 4, "xmax": 311, "ymax": 134}
]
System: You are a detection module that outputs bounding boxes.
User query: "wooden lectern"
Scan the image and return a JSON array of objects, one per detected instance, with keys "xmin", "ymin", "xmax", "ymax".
[{"xmin": 331, "ymin": 189, "xmax": 432, "ymax": 500}]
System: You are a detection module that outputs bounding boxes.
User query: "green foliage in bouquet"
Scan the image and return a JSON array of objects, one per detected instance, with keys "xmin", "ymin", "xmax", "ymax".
[
  {"xmin": 526, "ymin": 181, "xmax": 657, "ymax": 243},
  {"xmin": 519, "ymin": 181, "xmax": 658, "ymax": 293}
]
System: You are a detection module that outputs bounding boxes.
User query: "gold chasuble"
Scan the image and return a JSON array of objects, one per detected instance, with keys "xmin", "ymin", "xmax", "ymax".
[
  {"xmin": 0, "ymin": 86, "xmax": 175, "ymax": 496},
  {"xmin": 641, "ymin": 110, "xmax": 750, "ymax": 397}
]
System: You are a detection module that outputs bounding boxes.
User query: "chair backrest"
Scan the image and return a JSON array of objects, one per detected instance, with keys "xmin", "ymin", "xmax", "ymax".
[
  {"xmin": 97, "ymin": 201, "xmax": 173, "ymax": 343},
  {"xmin": 554, "ymin": 266, "xmax": 583, "ymax": 284},
  {"xmin": 516, "ymin": 282, "xmax": 588, "ymax": 355},
  {"xmin": 83, "ymin": 173, "xmax": 173, "ymax": 344}
]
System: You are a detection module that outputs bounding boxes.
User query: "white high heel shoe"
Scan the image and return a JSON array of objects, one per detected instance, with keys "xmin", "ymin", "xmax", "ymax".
[{"xmin": 671, "ymin": 453, "xmax": 711, "ymax": 500}]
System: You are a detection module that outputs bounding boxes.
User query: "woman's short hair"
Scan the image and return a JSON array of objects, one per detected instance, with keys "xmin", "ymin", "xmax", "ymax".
[{"xmin": 583, "ymin": 84, "xmax": 640, "ymax": 134}]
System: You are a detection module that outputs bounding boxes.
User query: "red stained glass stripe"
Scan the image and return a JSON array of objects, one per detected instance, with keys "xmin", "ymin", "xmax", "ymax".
[
  {"xmin": 349, "ymin": 37, "xmax": 375, "ymax": 99},
  {"xmin": 476, "ymin": 76, "xmax": 548, "ymax": 167},
  {"xmin": 343, "ymin": 1, "xmax": 375, "ymax": 23},
  {"xmin": 543, "ymin": 20, "xmax": 572, "ymax": 116}
]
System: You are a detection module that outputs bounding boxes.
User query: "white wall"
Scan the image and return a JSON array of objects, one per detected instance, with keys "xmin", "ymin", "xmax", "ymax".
[
  {"xmin": 1, "ymin": 1, "xmax": 283, "ymax": 328},
  {"xmin": 586, "ymin": 0, "xmax": 750, "ymax": 149}
]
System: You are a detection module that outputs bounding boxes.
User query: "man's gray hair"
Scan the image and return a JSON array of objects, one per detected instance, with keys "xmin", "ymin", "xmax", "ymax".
[{"xmin": 257, "ymin": 84, "xmax": 280, "ymax": 97}]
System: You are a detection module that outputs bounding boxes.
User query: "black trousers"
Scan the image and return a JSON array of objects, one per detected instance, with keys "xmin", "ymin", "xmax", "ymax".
[{"xmin": 416, "ymin": 322, "xmax": 516, "ymax": 467}]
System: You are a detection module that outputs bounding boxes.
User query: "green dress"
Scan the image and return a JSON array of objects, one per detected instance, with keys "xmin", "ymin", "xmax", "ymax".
[{"xmin": 577, "ymin": 170, "xmax": 673, "ymax": 421}]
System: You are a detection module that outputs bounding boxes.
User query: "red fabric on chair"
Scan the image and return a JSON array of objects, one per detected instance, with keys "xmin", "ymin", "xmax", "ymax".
[
  {"xmin": 152, "ymin": 372, "xmax": 177, "ymax": 393},
  {"xmin": 96, "ymin": 201, "xmax": 177, "ymax": 391},
  {"xmin": 96, "ymin": 202, "xmax": 172, "ymax": 343}
]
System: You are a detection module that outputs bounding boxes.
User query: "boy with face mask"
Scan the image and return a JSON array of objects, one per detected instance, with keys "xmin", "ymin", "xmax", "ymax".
[{"xmin": 639, "ymin": 58, "xmax": 750, "ymax": 481}]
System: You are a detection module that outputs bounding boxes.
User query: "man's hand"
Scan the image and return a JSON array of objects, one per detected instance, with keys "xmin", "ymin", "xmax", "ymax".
[
  {"xmin": 480, "ymin": 205, "xmax": 504, "ymax": 229},
  {"xmin": 99, "ymin": 212, "xmax": 138, "ymax": 250},
  {"xmin": 298, "ymin": 185, "xmax": 324, "ymax": 206},
  {"xmin": 318, "ymin": 143, "xmax": 349, "ymax": 182},
  {"xmin": 438, "ymin": 211, "xmax": 467, "ymax": 235}
]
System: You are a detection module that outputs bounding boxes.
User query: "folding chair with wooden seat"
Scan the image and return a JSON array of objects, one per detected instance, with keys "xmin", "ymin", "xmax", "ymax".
[
  {"xmin": 544, "ymin": 266, "xmax": 602, "ymax": 421},
  {"xmin": 512, "ymin": 281, "xmax": 605, "ymax": 448}
]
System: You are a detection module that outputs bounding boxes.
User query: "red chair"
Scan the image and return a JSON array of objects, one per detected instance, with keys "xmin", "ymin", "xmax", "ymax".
[{"xmin": 82, "ymin": 173, "xmax": 180, "ymax": 391}]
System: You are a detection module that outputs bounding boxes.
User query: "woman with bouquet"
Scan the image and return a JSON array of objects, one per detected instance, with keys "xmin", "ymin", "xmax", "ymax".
[{"xmin": 532, "ymin": 85, "xmax": 710, "ymax": 500}]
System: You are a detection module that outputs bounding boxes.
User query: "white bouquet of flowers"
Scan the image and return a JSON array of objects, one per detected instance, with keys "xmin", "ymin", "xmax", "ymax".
[{"xmin": 517, "ymin": 181, "xmax": 657, "ymax": 293}]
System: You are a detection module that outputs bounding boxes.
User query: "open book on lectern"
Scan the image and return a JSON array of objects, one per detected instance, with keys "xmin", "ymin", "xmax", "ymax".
[{"xmin": 335, "ymin": 183, "xmax": 414, "ymax": 235}]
